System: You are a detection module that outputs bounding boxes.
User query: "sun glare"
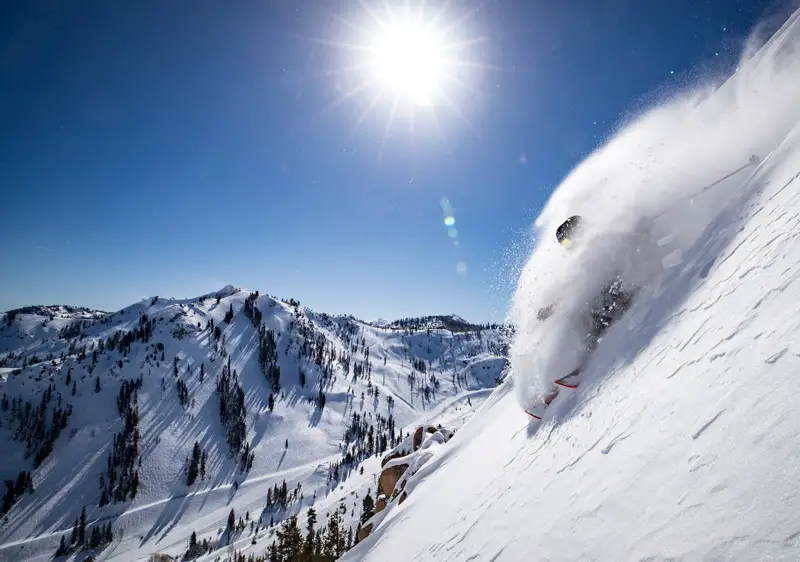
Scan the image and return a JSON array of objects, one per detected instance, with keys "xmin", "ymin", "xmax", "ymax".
[
  {"xmin": 311, "ymin": 1, "xmax": 487, "ymax": 157},
  {"xmin": 371, "ymin": 21, "xmax": 446, "ymax": 106}
]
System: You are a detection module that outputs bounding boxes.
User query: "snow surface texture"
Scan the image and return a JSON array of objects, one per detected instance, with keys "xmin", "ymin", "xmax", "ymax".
[
  {"xmin": 511, "ymin": 5, "xmax": 800, "ymax": 407},
  {"xmin": 0, "ymin": 289, "xmax": 506, "ymax": 561},
  {"xmin": 346, "ymin": 8, "xmax": 800, "ymax": 562}
]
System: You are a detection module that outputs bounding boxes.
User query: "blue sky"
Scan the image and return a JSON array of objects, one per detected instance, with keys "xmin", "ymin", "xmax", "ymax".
[{"xmin": 0, "ymin": 0, "xmax": 776, "ymax": 322}]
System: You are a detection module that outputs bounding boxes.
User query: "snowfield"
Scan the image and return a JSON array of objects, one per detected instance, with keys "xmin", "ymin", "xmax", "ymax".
[
  {"xmin": 0, "ymin": 288, "xmax": 507, "ymax": 561},
  {"xmin": 345, "ymin": 8, "xmax": 800, "ymax": 562}
]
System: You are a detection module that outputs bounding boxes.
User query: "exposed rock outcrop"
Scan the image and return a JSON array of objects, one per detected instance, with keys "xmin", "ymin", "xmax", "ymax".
[
  {"xmin": 412, "ymin": 425, "xmax": 442, "ymax": 451},
  {"xmin": 381, "ymin": 450, "xmax": 404, "ymax": 468},
  {"xmin": 412, "ymin": 426, "xmax": 424, "ymax": 450},
  {"xmin": 358, "ymin": 424, "xmax": 456, "ymax": 542},
  {"xmin": 356, "ymin": 522, "xmax": 373, "ymax": 543},
  {"xmin": 378, "ymin": 463, "xmax": 409, "ymax": 497}
]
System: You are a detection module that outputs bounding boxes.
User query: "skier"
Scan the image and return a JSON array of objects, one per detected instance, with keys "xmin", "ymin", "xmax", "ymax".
[
  {"xmin": 526, "ymin": 215, "xmax": 639, "ymax": 420},
  {"xmin": 526, "ymin": 155, "xmax": 762, "ymax": 420}
]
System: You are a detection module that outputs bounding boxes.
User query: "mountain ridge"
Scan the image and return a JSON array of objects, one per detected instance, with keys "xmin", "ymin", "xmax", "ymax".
[{"xmin": 0, "ymin": 285, "xmax": 508, "ymax": 561}]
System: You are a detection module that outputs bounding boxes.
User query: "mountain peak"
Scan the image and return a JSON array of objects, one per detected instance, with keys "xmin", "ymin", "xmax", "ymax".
[{"xmin": 0, "ymin": 287, "xmax": 508, "ymax": 561}]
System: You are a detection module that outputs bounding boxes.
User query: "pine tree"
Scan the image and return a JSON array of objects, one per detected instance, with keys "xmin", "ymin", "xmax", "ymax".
[
  {"xmin": 104, "ymin": 522, "xmax": 113, "ymax": 543},
  {"xmin": 303, "ymin": 507, "xmax": 317, "ymax": 559},
  {"xmin": 299, "ymin": 370, "xmax": 306, "ymax": 387},
  {"xmin": 56, "ymin": 535, "xmax": 67, "ymax": 556},
  {"xmin": 279, "ymin": 516, "xmax": 303, "ymax": 560},
  {"xmin": 187, "ymin": 441, "xmax": 201, "ymax": 485},
  {"xmin": 227, "ymin": 508, "xmax": 236, "ymax": 532},
  {"xmin": 78, "ymin": 505, "xmax": 87, "ymax": 545},
  {"xmin": 72, "ymin": 381, "xmax": 76, "ymax": 396},
  {"xmin": 200, "ymin": 450, "xmax": 207, "ymax": 480},
  {"xmin": 70, "ymin": 518, "xmax": 78, "ymax": 544},
  {"xmin": 323, "ymin": 510, "xmax": 342, "ymax": 559},
  {"xmin": 95, "ymin": 377, "xmax": 101, "ymax": 393},
  {"xmin": 224, "ymin": 304, "xmax": 234, "ymax": 323},
  {"xmin": 361, "ymin": 491, "xmax": 375, "ymax": 523}
]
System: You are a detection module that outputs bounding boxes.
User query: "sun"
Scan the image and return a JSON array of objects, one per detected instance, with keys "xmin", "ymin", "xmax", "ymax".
[
  {"xmin": 309, "ymin": 1, "xmax": 488, "ymax": 157},
  {"xmin": 369, "ymin": 19, "xmax": 447, "ymax": 107}
]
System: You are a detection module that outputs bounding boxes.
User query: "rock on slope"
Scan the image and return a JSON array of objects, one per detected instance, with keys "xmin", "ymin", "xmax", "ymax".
[
  {"xmin": 357, "ymin": 424, "xmax": 457, "ymax": 542},
  {"xmin": 344, "ymin": 9, "xmax": 800, "ymax": 562}
]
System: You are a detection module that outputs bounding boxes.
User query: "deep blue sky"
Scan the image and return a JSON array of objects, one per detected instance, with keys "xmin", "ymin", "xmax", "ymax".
[{"xmin": 0, "ymin": 0, "xmax": 777, "ymax": 322}]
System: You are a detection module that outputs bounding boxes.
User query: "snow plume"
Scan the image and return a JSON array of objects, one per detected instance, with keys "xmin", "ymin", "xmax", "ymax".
[{"xmin": 511, "ymin": 9, "xmax": 800, "ymax": 409}]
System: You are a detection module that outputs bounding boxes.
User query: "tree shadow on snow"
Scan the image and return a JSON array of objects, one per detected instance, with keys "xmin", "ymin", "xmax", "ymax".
[
  {"xmin": 284, "ymin": 387, "xmax": 305, "ymax": 409},
  {"xmin": 140, "ymin": 491, "xmax": 194, "ymax": 546},
  {"xmin": 276, "ymin": 449, "xmax": 287, "ymax": 470},
  {"xmin": 307, "ymin": 406, "xmax": 322, "ymax": 428},
  {"xmin": 4, "ymin": 434, "xmax": 112, "ymax": 541}
]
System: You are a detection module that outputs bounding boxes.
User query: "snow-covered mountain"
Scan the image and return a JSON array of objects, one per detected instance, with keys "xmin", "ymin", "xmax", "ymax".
[
  {"xmin": 344, "ymin": 8, "xmax": 800, "ymax": 562},
  {"xmin": 6, "ymin": 7, "xmax": 800, "ymax": 562},
  {"xmin": 0, "ymin": 288, "xmax": 508, "ymax": 562}
]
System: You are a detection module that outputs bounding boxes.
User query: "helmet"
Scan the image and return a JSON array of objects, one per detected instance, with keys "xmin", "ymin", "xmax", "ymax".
[{"xmin": 556, "ymin": 215, "xmax": 584, "ymax": 249}]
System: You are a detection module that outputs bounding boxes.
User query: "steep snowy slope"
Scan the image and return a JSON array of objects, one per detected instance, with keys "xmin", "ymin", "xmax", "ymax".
[
  {"xmin": 0, "ymin": 288, "xmax": 507, "ymax": 562},
  {"xmin": 345, "ymin": 8, "xmax": 800, "ymax": 562}
]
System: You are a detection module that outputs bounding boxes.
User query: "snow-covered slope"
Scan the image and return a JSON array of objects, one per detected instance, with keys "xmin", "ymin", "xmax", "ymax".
[
  {"xmin": 345, "ymin": 9, "xmax": 800, "ymax": 562},
  {"xmin": 0, "ymin": 288, "xmax": 507, "ymax": 561},
  {"xmin": 0, "ymin": 306, "xmax": 106, "ymax": 356}
]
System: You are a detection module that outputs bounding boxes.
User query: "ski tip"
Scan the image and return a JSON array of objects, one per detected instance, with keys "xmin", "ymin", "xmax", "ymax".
[
  {"xmin": 553, "ymin": 380, "xmax": 579, "ymax": 389},
  {"xmin": 525, "ymin": 409, "xmax": 543, "ymax": 420}
]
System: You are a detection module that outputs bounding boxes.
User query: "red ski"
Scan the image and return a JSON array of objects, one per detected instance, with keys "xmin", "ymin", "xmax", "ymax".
[
  {"xmin": 554, "ymin": 368, "xmax": 581, "ymax": 389},
  {"xmin": 525, "ymin": 369, "xmax": 582, "ymax": 420}
]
